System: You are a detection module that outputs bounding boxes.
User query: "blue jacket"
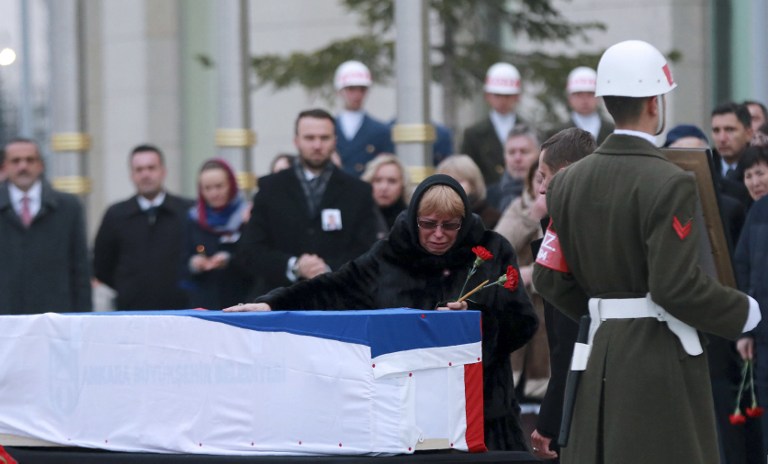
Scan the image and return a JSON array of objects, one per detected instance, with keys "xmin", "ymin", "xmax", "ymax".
[{"xmin": 336, "ymin": 113, "xmax": 394, "ymax": 177}]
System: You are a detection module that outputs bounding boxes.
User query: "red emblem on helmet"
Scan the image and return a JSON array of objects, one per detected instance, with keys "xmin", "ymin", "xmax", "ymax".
[{"xmin": 662, "ymin": 64, "xmax": 674, "ymax": 86}]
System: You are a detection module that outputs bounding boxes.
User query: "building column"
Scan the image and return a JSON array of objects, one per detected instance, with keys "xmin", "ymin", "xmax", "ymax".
[
  {"xmin": 749, "ymin": 1, "xmax": 767, "ymax": 105},
  {"xmin": 392, "ymin": 0, "xmax": 434, "ymax": 186},
  {"xmin": 215, "ymin": 0, "xmax": 256, "ymax": 192},
  {"xmin": 49, "ymin": 0, "xmax": 91, "ymax": 197}
]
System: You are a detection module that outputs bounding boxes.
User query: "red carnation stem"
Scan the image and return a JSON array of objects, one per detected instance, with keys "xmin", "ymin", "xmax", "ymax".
[
  {"xmin": 749, "ymin": 359, "xmax": 759, "ymax": 409},
  {"xmin": 458, "ymin": 279, "xmax": 490, "ymax": 303},
  {"xmin": 457, "ymin": 265, "xmax": 477, "ymax": 300},
  {"xmin": 458, "ymin": 246, "xmax": 493, "ymax": 300},
  {"xmin": 734, "ymin": 359, "xmax": 750, "ymax": 414}
]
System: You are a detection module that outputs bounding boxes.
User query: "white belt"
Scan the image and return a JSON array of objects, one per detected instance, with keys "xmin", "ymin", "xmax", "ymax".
[{"xmin": 571, "ymin": 294, "xmax": 703, "ymax": 372}]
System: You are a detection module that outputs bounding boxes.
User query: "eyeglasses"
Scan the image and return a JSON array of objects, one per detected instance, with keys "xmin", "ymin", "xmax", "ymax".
[{"xmin": 417, "ymin": 218, "xmax": 462, "ymax": 231}]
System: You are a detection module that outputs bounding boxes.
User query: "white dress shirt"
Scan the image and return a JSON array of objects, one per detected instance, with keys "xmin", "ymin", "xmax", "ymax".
[
  {"xmin": 9, "ymin": 180, "xmax": 42, "ymax": 219},
  {"xmin": 338, "ymin": 110, "xmax": 365, "ymax": 141},
  {"xmin": 490, "ymin": 110, "xmax": 516, "ymax": 146}
]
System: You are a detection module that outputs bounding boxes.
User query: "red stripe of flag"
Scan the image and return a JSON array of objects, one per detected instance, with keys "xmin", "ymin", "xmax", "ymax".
[
  {"xmin": 463, "ymin": 362, "xmax": 487, "ymax": 452},
  {"xmin": 0, "ymin": 445, "xmax": 18, "ymax": 464}
]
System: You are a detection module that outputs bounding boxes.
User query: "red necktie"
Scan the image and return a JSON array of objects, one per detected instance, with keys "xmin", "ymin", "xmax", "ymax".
[{"xmin": 20, "ymin": 195, "xmax": 32, "ymax": 227}]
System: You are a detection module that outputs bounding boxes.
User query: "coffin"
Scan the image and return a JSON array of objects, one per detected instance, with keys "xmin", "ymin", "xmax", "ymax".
[{"xmin": 0, "ymin": 309, "xmax": 484, "ymax": 456}]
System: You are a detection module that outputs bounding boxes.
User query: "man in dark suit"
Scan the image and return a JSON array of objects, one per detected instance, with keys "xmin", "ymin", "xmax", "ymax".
[
  {"xmin": 711, "ymin": 103, "xmax": 753, "ymax": 182},
  {"xmin": 93, "ymin": 144, "xmax": 192, "ymax": 310},
  {"xmin": 528, "ymin": 128, "xmax": 596, "ymax": 462},
  {"xmin": 711, "ymin": 103, "xmax": 754, "ymax": 209},
  {"xmin": 461, "ymin": 62, "xmax": 525, "ymax": 185},
  {"xmin": 238, "ymin": 108, "xmax": 378, "ymax": 294},
  {"xmin": 0, "ymin": 138, "xmax": 91, "ymax": 314},
  {"xmin": 333, "ymin": 60, "xmax": 394, "ymax": 177}
]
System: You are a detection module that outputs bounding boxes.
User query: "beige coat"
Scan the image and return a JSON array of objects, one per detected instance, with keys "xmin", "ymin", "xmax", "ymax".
[{"xmin": 495, "ymin": 193, "xmax": 549, "ymax": 394}]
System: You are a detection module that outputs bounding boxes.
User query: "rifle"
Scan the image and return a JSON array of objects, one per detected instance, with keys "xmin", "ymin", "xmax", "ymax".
[{"xmin": 558, "ymin": 314, "xmax": 591, "ymax": 447}]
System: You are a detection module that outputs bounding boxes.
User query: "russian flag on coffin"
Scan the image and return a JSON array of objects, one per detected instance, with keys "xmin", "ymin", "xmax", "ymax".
[{"xmin": 0, "ymin": 308, "xmax": 484, "ymax": 456}]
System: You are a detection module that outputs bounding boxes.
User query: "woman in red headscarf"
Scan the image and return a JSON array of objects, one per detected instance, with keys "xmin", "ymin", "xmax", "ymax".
[{"xmin": 181, "ymin": 159, "xmax": 252, "ymax": 309}]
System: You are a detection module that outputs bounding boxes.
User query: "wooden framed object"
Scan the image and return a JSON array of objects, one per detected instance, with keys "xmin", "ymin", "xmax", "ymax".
[{"xmin": 662, "ymin": 148, "xmax": 736, "ymax": 288}]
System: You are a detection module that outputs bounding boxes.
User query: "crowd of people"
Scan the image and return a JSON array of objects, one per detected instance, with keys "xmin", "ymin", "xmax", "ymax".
[{"xmin": 1, "ymin": 41, "xmax": 768, "ymax": 462}]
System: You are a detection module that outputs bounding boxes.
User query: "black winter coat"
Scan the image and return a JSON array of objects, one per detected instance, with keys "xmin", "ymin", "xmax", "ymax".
[
  {"xmin": 257, "ymin": 174, "xmax": 538, "ymax": 451},
  {"xmin": 237, "ymin": 165, "xmax": 378, "ymax": 294},
  {"xmin": 93, "ymin": 193, "xmax": 193, "ymax": 310}
]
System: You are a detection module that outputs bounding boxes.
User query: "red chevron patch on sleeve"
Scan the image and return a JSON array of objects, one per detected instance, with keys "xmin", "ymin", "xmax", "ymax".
[{"xmin": 672, "ymin": 216, "xmax": 692, "ymax": 240}]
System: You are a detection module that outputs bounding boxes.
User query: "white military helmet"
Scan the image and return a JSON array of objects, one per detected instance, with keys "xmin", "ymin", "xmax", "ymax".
[
  {"xmin": 334, "ymin": 60, "xmax": 372, "ymax": 90},
  {"xmin": 484, "ymin": 62, "xmax": 521, "ymax": 95},
  {"xmin": 595, "ymin": 40, "xmax": 677, "ymax": 97},
  {"xmin": 566, "ymin": 66, "xmax": 597, "ymax": 94}
]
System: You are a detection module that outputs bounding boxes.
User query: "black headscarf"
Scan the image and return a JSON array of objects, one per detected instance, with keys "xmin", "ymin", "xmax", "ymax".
[{"xmin": 388, "ymin": 174, "xmax": 486, "ymax": 268}]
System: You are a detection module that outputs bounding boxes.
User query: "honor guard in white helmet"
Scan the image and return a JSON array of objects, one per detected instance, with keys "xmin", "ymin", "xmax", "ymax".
[
  {"xmin": 533, "ymin": 39, "xmax": 761, "ymax": 464},
  {"xmin": 596, "ymin": 40, "xmax": 677, "ymax": 135},
  {"xmin": 555, "ymin": 66, "xmax": 614, "ymax": 144},
  {"xmin": 484, "ymin": 62, "xmax": 521, "ymax": 95},
  {"xmin": 461, "ymin": 62, "xmax": 526, "ymax": 185},
  {"xmin": 334, "ymin": 60, "xmax": 372, "ymax": 90},
  {"xmin": 333, "ymin": 60, "xmax": 394, "ymax": 177}
]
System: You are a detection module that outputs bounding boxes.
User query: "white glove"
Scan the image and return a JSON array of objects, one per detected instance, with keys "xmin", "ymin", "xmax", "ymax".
[{"xmin": 742, "ymin": 295, "xmax": 762, "ymax": 333}]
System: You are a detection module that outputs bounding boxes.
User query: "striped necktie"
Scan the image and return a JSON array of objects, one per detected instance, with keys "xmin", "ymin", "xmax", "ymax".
[{"xmin": 20, "ymin": 195, "xmax": 32, "ymax": 227}]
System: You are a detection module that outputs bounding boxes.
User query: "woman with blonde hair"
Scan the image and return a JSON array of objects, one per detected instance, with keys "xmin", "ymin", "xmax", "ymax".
[
  {"xmin": 227, "ymin": 174, "xmax": 537, "ymax": 451},
  {"xmin": 436, "ymin": 154, "xmax": 500, "ymax": 228},
  {"xmin": 361, "ymin": 154, "xmax": 410, "ymax": 238}
]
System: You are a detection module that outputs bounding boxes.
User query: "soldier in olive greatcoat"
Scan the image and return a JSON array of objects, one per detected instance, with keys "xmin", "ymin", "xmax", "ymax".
[{"xmin": 533, "ymin": 40, "xmax": 761, "ymax": 464}]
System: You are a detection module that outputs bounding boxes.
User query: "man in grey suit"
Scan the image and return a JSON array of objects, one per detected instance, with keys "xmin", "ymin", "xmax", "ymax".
[{"xmin": 0, "ymin": 138, "xmax": 91, "ymax": 314}]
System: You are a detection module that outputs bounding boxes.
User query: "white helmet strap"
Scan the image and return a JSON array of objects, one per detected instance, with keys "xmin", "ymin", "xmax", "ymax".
[{"xmin": 655, "ymin": 95, "xmax": 666, "ymax": 136}]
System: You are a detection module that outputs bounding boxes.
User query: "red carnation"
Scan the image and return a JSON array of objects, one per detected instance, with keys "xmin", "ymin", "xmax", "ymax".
[
  {"xmin": 455, "ymin": 245, "xmax": 518, "ymax": 303},
  {"xmin": 731, "ymin": 359, "xmax": 764, "ymax": 427},
  {"xmin": 471, "ymin": 246, "xmax": 493, "ymax": 262},
  {"xmin": 729, "ymin": 412, "xmax": 747, "ymax": 425},
  {"xmin": 503, "ymin": 266, "xmax": 519, "ymax": 292},
  {"xmin": 456, "ymin": 245, "xmax": 495, "ymax": 300}
]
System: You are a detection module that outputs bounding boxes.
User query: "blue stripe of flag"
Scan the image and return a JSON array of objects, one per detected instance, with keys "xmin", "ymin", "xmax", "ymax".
[{"xmin": 80, "ymin": 308, "xmax": 481, "ymax": 357}]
